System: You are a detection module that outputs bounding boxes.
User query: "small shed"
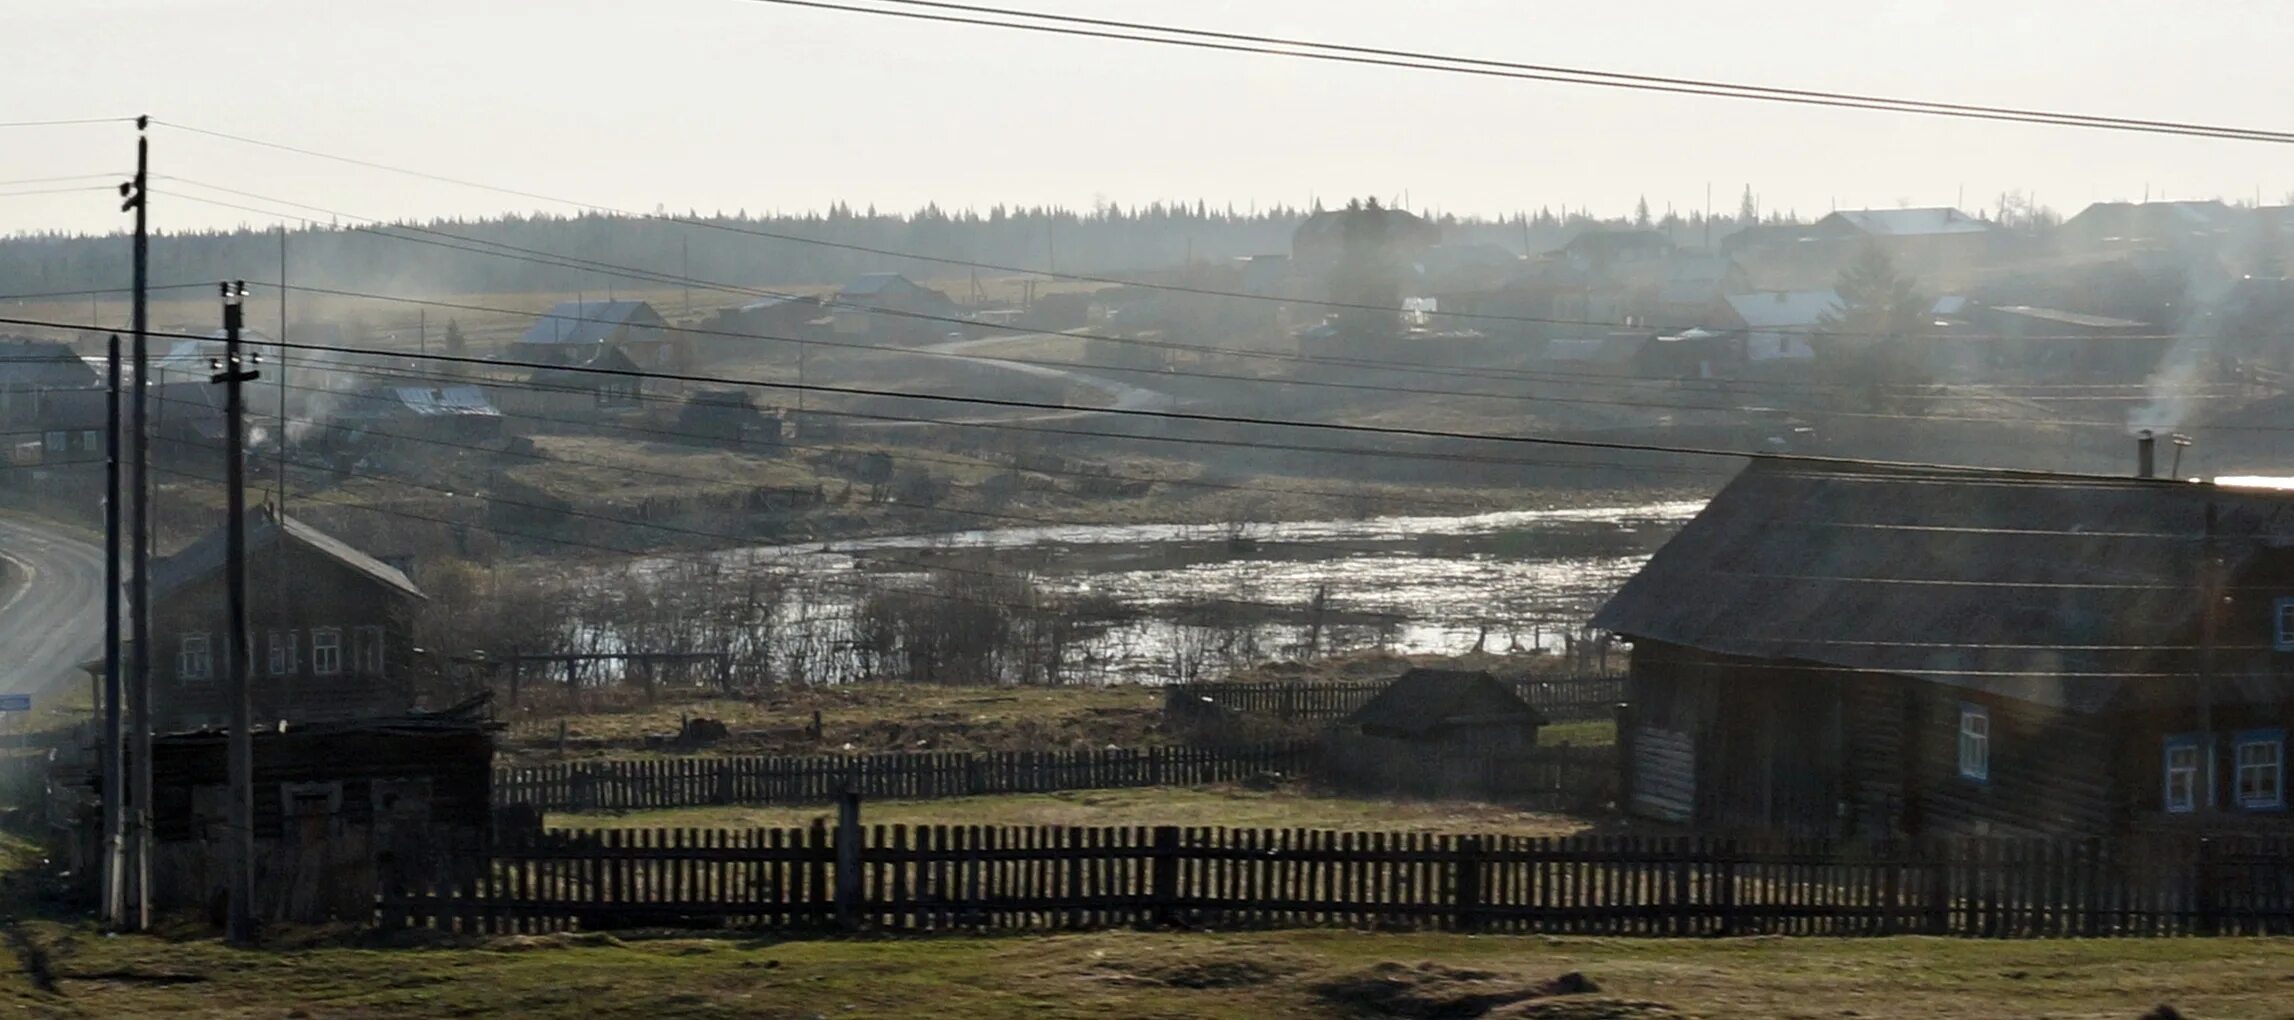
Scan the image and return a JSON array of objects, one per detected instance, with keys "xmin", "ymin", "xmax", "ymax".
[{"xmin": 1346, "ymin": 668, "xmax": 1548, "ymax": 752}]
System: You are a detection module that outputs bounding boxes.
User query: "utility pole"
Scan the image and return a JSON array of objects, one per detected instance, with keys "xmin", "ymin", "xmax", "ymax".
[
  {"xmin": 2199, "ymin": 500, "xmax": 2221, "ymax": 814},
  {"xmin": 276, "ymin": 226, "xmax": 288, "ymax": 516},
  {"xmin": 418, "ymin": 308, "xmax": 427, "ymax": 357},
  {"xmin": 211, "ymin": 281, "xmax": 261, "ymax": 945},
  {"xmin": 101, "ymin": 335, "xmax": 123, "ymax": 926},
  {"xmin": 119, "ymin": 116, "xmax": 153, "ymax": 930}
]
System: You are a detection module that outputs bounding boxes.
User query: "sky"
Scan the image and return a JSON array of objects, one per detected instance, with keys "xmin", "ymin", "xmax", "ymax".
[{"xmin": 5, "ymin": 0, "xmax": 2293, "ymax": 238}]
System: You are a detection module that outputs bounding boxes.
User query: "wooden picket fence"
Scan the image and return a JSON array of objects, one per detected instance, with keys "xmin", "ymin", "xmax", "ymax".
[
  {"xmin": 1164, "ymin": 674, "xmax": 1625, "ymax": 724},
  {"xmin": 383, "ymin": 827, "xmax": 2294, "ymax": 937},
  {"xmin": 494, "ymin": 742, "xmax": 1314, "ymax": 813}
]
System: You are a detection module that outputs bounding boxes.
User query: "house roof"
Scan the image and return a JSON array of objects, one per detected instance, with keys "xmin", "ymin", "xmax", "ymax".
[
  {"xmin": 1724, "ymin": 290, "xmax": 1841, "ymax": 329},
  {"xmin": 0, "ymin": 338, "xmax": 101, "ymax": 389},
  {"xmin": 2066, "ymin": 200, "xmax": 2243, "ymax": 235},
  {"xmin": 840, "ymin": 273, "xmax": 918, "ymax": 297},
  {"xmin": 1344, "ymin": 668, "xmax": 1546, "ymax": 737},
  {"xmin": 1820, "ymin": 208, "xmax": 1993, "ymax": 237},
  {"xmin": 525, "ymin": 345, "xmax": 642, "ymax": 388},
  {"xmin": 384, "ymin": 385, "xmax": 500, "ymax": 418},
  {"xmin": 1592, "ymin": 460, "xmax": 2294, "ymax": 712},
  {"xmin": 518, "ymin": 300, "xmax": 664, "ymax": 346},
  {"xmin": 1987, "ymin": 305, "xmax": 2148, "ymax": 330},
  {"xmin": 151, "ymin": 508, "xmax": 424, "ymax": 603}
]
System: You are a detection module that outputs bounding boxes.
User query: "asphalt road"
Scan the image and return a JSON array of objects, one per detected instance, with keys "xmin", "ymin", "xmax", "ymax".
[{"xmin": 0, "ymin": 514, "xmax": 105, "ymax": 702}]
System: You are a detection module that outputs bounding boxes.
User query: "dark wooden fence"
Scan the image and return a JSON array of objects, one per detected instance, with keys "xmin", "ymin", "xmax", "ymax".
[
  {"xmin": 1165, "ymin": 674, "xmax": 1625, "ymax": 724},
  {"xmin": 384, "ymin": 828, "xmax": 2294, "ymax": 937},
  {"xmin": 495, "ymin": 743, "xmax": 1313, "ymax": 813}
]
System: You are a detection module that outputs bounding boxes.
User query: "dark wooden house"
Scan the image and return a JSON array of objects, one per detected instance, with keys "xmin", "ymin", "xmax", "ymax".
[
  {"xmin": 0, "ymin": 337, "xmax": 103, "ymax": 469},
  {"xmin": 496, "ymin": 346, "xmax": 645, "ymax": 421},
  {"xmin": 149, "ymin": 508, "xmax": 426, "ymax": 732},
  {"xmin": 1322, "ymin": 669, "xmax": 1547, "ymax": 796},
  {"xmin": 508, "ymin": 299, "xmax": 676, "ymax": 368},
  {"xmin": 1596, "ymin": 460, "xmax": 2294, "ymax": 838},
  {"xmin": 65, "ymin": 704, "xmax": 496, "ymax": 923}
]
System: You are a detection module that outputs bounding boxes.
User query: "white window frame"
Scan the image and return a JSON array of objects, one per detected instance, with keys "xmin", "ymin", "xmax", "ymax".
[
  {"xmin": 177, "ymin": 632, "xmax": 213, "ymax": 684},
  {"xmin": 2164, "ymin": 736, "xmax": 2205, "ymax": 814},
  {"xmin": 353, "ymin": 625, "xmax": 385, "ymax": 676},
  {"xmin": 311, "ymin": 627, "xmax": 343, "ymax": 677},
  {"xmin": 1956, "ymin": 703, "xmax": 1990, "ymax": 782},
  {"xmin": 2235, "ymin": 730, "xmax": 2285, "ymax": 811},
  {"xmin": 266, "ymin": 629, "xmax": 297, "ymax": 677},
  {"xmin": 2276, "ymin": 597, "xmax": 2294, "ymax": 652}
]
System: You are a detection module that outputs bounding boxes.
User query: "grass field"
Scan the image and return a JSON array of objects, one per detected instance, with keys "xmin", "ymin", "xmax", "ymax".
[
  {"xmin": 549, "ymin": 784, "xmax": 1596, "ymax": 837},
  {"xmin": 0, "ymin": 922, "xmax": 2279, "ymax": 1018}
]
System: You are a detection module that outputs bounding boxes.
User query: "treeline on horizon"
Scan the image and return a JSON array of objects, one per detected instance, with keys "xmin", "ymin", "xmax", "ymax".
[{"xmin": 0, "ymin": 200, "xmax": 1798, "ymax": 301}]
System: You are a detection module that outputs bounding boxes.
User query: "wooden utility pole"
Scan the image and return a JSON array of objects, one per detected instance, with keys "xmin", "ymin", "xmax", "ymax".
[
  {"xmin": 121, "ymin": 117, "xmax": 153, "ymax": 930},
  {"xmin": 2199, "ymin": 500, "xmax": 2221, "ymax": 813},
  {"xmin": 211, "ymin": 281, "xmax": 261, "ymax": 944},
  {"xmin": 276, "ymin": 226, "xmax": 288, "ymax": 516},
  {"xmin": 100, "ymin": 335, "xmax": 123, "ymax": 925}
]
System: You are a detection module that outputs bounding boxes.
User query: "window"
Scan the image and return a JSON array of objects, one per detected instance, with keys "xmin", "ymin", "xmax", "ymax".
[
  {"xmin": 266, "ymin": 629, "xmax": 297, "ymax": 677},
  {"xmin": 76, "ymin": 430, "xmax": 100, "ymax": 451},
  {"xmin": 353, "ymin": 625, "xmax": 385, "ymax": 676},
  {"xmin": 311, "ymin": 627, "xmax": 342, "ymax": 676},
  {"xmin": 2276, "ymin": 597, "xmax": 2294, "ymax": 652},
  {"xmin": 41, "ymin": 431, "xmax": 66, "ymax": 455},
  {"xmin": 1956, "ymin": 703, "xmax": 1990, "ymax": 782},
  {"xmin": 2235, "ymin": 729, "xmax": 2285, "ymax": 810},
  {"xmin": 176, "ymin": 633, "xmax": 212, "ymax": 683},
  {"xmin": 2165, "ymin": 736, "xmax": 2206, "ymax": 813}
]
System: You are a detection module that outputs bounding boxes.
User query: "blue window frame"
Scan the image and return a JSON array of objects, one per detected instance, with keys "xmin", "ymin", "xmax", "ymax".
[
  {"xmin": 1956, "ymin": 703, "xmax": 1990, "ymax": 782},
  {"xmin": 2164, "ymin": 733, "xmax": 2208, "ymax": 813},
  {"xmin": 2234, "ymin": 728, "xmax": 2285, "ymax": 811},
  {"xmin": 2275, "ymin": 598, "xmax": 2294, "ymax": 652}
]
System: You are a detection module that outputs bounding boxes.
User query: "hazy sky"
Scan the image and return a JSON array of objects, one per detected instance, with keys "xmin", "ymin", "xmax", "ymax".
[{"xmin": 6, "ymin": 0, "xmax": 2292, "ymax": 238}]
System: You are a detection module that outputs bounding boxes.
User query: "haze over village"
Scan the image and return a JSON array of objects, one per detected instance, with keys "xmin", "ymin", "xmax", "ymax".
[{"xmin": 5, "ymin": 2, "xmax": 2294, "ymax": 1017}]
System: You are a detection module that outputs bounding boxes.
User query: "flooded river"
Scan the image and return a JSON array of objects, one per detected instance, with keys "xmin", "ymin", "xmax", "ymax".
[{"xmin": 623, "ymin": 499, "xmax": 1706, "ymax": 683}]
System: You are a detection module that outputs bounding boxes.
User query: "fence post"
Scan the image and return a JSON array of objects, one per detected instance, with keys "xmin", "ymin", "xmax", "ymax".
[
  {"xmin": 1152, "ymin": 825, "xmax": 1180, "ymax": 927},
  {"xmin": 1454, "ymin": 835, "xmax": 1484, "ymax": 931},
  {"xmin": 715, "ymin": 758, "xmax": 737, "ymax": 806},
  {"xmin": 2196, "ymin": 838, "xmax": 2219, "ymax": 937},
  {"xmin": 1924, "ymin": 840, "xmax": 1952, "ymax": 935},
  {"xmin": 1715, "ymin": 838, "xmax": 1738, "ymax": 936},
  {"xmin": 835, "ymin": 791, "xmax": 863, "ymax": 931}
]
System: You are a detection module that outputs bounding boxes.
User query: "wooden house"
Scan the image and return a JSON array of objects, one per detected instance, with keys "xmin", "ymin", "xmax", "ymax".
[
  {"xmin": 64, "ymin": 703, "xmax": 496, "ymax": 923},
  {"xmin": 830, "ymin": 273, "xmax": 960, "ymax": 342},
  {"xmin": 1595, "ymin": 460, "xmax": 2294, "ymax": 839},
  {"xmin": 324, "ymin": 382, "xmax": 504, "ymax": 450},
  {"xmin": 508, "ymin": 300, "xmax": 675, "ymax": 368},
  {"xmin": 1321, "ymin": 669, "xmax": 1547, "ymax": 796},
  {"xmin": 1809, "ymin": 208, "xmax": 2001, "ymax": 278},
  {"xmin": 0, "ymin": 337, "xmax": 103, "ymax": 469},
  {"xmin": 495, "ymin": 346, "xmax": 645, "ymax": 421},
  {"xmin": 148, "ymin": 507, "xmax": 426, "ymax": 732}
]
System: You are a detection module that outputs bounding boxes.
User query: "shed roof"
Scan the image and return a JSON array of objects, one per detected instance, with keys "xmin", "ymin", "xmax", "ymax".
[
  {"xmin": 1820, "ymin": 207, "xmax": 1993, "ymax": 237},
  {"xmin": 152, "ymin": 508, "xmax": 423, "ymax": 602},
  {"xmin": 525, "ymin": 345, "xmax": 642, "ymax": 388},
  {"xmin": 385, "ymin": 385, "xmax": 500, "ymax": 418},
  {"xmin": 1344, "ymin": 668, "xmax": 1546, "ymax": 737},
  {"xmin": 519, "ymin": 300, "xmax": 664, "ymax": 346},
  {"xmin": 1592, "ymin": 460, "xmax": 2294, "ymax": 712},
  {"xmin": 0, "ymin": 338, "xmax": 101, "ymax": 389},
  {"xmin": 841, "ymin": 273, "xmax": 916, "ymax": 297},
  {"xmin": 1725, "ymin": 290, "xmax": 1840, "ymax": 329},
  {"xmin": 1987, "ymin": 305, "xmax": 2148, "ymax": 330}
]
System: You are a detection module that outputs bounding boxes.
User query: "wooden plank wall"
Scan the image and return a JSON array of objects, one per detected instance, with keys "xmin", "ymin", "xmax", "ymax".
[
  {"xmin": 1163, "ymin": 675, "xmax": 1626, "ymax": 723},
  {"xmin": 384, "ymin": 829, "xmax": 2294, "ymax": 938}
]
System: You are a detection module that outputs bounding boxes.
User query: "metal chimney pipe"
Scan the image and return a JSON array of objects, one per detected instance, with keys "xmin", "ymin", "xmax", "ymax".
[{"xmin": 2137, "ymin": 430, "xmax": 2157, "ymax": 479}]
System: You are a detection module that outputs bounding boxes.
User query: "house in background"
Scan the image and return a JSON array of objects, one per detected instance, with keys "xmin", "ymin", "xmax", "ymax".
[
  {"xmin": 830, "ymin": 273, "xmax": 960, "ymax": 342},
  {"xmin": 0, "ymin": 337, "xmax": 103, "ymax": 469},
  {"xmin": 1974, "ymin": 304, "xmax": 2159, "ymax": 384},
  {"xmin": 1597, "ymin": 459, "xmax": 2294, "ymax": 838},
  {"xmin": 1809, "ymin": 207, "xmax": 2001, "ymax": 279},
  {"xmin": 2058, "ymin": 200, "xmax": 2245, "ymax": 253},
  {"xmin": 148, "ymin": 507, "xmax": 427, "ymax": 732},
  {"xmin": 508, "ymin": 300, "xmax": 675, "ymax": 368},
  {"xmin": 495, "ymin": 346, "xmax": 645, "ymax": 421},
  {"xmin": 323, "ymin": 381, "xmax": 504, "ymax": 451},
  {"xmin": 1716, "ymin": 289, "xmax": 1839, "ymax": 363}
]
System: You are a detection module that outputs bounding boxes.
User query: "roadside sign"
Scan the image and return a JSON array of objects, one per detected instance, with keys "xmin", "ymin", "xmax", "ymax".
[{"xmin": 0, "ymin": 694, "xmax": 30, "ymax": 712}]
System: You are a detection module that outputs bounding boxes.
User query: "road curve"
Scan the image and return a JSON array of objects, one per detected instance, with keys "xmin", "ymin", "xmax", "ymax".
[{"xmin": 0, "ymin": 514, "xmax": 105, "ymax": 700}]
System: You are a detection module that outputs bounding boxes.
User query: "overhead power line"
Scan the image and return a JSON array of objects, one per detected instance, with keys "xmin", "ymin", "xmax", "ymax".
[
  {"xmin": 740, "ymin": 0, "xmax": 2294, "ymax": 144},
  {"xmin": 0, "ymin": 117, "xmax": 137, "ymax": 130}
]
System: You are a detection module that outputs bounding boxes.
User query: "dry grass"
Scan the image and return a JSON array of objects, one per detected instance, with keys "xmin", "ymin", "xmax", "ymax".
[
  {"xmin": 0, "ymin": 922, "xmax": 2284, "ymax": 1018},
  {"xmin": 502, "ymin": 684, "xmax": 1168, "ymax": 763},
  {"xmin": 549, "ymin": 784, "xmax": 1595, "ymax": 837}
]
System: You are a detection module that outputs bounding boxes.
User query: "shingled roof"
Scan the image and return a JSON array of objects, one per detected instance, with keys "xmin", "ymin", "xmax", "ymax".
[
  {"xmin": 1344, "ymin": 668, "xmax": 1546, "ymax": 738},
  {"xmin": 1593, "ymin": 460, "xmax": 2294, "ymax": 712},
  {"xmin": 151, "ymin": 508, "xmax": 423, "ymax": 602}
]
